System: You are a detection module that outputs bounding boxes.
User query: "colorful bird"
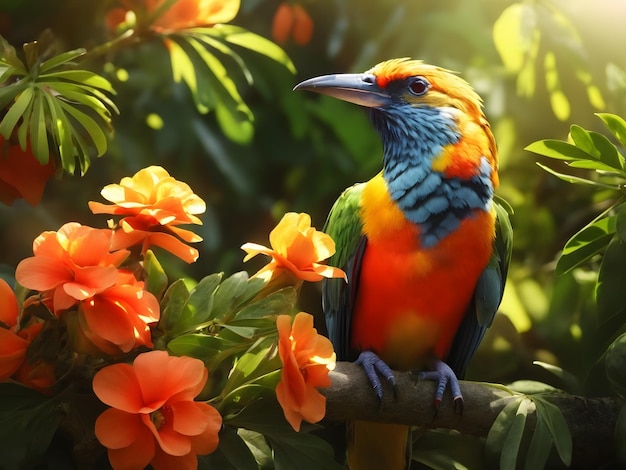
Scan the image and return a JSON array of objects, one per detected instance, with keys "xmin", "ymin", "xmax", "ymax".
[{"xmin": 294, "ymin": 58, "xmax": 512, "ymax": 469}]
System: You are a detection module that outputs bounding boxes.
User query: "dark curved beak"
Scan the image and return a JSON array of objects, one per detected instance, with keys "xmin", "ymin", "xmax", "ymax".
[{"xmin": 293, "ymin": 73, "xmax": 389, "ymax": 108}]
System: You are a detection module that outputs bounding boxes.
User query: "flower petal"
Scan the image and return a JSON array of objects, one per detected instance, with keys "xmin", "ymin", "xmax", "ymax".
[
  {"xmin": 106, "ymin": 424, "xmax": 156, "ymax": 470},
  {"xmin": 95, "ymin": 408, "xmax": 143, "ymax": 449},
  {"xmin": 15, "ymin": 257, "xmax": 72, "ymax": 292},
  {"xmin": 189, "ymin": 403, "xmax": 222, "ymax": 455},
  {"xmin": 0, "ymin": 279, "xmax": 19, "ymax": 326},
  {"xmin": 0, "ymin": 328, "xmax": 28, "ymax": 381},
  {"xmin": 169, "ymin": 400, "xmax": 211, "ymax": 436},
  {"xmin": 93, "ymin": 363, "xmax": 144, "ymax": 412}
]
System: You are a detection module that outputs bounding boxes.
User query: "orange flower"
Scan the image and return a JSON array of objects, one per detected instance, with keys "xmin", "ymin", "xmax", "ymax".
[
  {"xmin": 242, "ymin": 212, "xmax": 346, "ymax": 284},
  {"xmin": 0, "ymin": 138, "xmax": 55, "ymax": 206},
  {"xmin": 106, "ymin": 0, "xmax": 240, "ymax": 33},
  {"xmin": 93, "ymin": 350, "xmax": 222, "ymax": 470},
  {"xmin": 0, "ymin": 279, "xmax": 53, "ymax": 388},
  {"xmin": 272, "ymin": 3, "xmax": 313, "ymax": 46},
  {"xmin": 75, "ymin": 270, "xmax": 160, "ymax": 355},
  {"xmin": 89, "ymin": 166, "xmax": 205, "ymax": 263},
  {"xmin": 275, "ymin": 312, "xmax": 336, "ymax": 431},
  {"xmin": 15, "ymin": 223, "xmax": 129, "ymax": 314}
]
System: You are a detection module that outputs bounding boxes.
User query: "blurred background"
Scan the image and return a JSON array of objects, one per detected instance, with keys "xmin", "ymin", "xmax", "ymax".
[{"xmin": 1, "ymin": 0, "xmax": 626, "ymax": 395}]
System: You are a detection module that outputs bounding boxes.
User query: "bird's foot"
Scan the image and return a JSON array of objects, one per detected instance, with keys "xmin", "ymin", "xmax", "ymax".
[
  {"xmin": 355, "ymin": 351, "xmax": 397, "ymax": 403},
  {"xmin": 417, "ymin": 359, "xmax": 464, "ymax": 414}
]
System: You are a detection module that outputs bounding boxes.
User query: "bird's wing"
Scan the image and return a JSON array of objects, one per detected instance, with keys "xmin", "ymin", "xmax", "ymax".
[
  {"xmin": 445, "ymin": 197, "xmax": 513, "ymax": 378},
  {"xmin": 322, "ymin": 183, "xmax": 367, "ymax": 362}
]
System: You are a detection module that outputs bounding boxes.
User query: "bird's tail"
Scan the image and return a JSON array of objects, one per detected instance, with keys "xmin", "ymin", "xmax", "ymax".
[{"xmin": 347, "ymin": 420, "xmax": 411, "ymax": 470}]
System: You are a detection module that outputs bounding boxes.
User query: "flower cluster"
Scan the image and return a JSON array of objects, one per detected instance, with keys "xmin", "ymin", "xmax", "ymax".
[
  {"xmin": 1, "ymin": 166, "xmax": 343, "ymax": 469},
  {"xmin": 106, "ymin": 0, "xmax": 240, "ymax": 33}
]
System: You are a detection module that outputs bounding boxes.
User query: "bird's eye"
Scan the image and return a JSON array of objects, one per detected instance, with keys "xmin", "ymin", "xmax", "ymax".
[{"xmin": 408, "ymin": 77, "xmax": 430, "ymax": 96}]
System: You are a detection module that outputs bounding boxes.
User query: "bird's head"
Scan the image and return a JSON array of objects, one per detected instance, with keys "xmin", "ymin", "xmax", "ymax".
[
  {"xmin": 294, "ymin": 58, "xmax": 482, "ymax": 118},
  {"xmin": 294, "ymin": 59, "xmax": 491, "ymax": 155}
]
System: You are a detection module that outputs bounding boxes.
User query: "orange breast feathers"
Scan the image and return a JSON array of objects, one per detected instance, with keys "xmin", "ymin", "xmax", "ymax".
[{"xmin": 351, "ymin": 173, "xmax": 496, "ymax": 371}]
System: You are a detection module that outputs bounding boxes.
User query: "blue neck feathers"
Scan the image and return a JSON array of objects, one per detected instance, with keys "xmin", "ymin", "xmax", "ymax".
[{"xmin": 369, "ymin": 104, "xmax": 494, "ymax": 248}]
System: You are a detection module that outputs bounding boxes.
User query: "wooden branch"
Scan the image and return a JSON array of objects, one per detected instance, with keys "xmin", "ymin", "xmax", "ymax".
[{"xmin": 322, "ymin": 362, "xmax": 623, "ymax": 468}]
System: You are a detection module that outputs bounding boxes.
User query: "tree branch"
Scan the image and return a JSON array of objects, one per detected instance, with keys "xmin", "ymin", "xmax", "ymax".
[{"xmin": 322, "ymin": 362, "xmax": 622, "ymax": 468}]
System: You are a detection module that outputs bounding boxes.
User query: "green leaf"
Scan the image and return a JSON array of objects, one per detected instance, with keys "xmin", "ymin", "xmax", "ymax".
[
  {"xmin": 533, "ymin": 396, "xmax": 572, "ymax": 467},
  {"xmin": 41, "ymin": 91, "xmax": 77, "ymax": 173},
  {"xmin": 207, "ymin": 25, "xmax": 296, "ymax": 74},
  {"xmin": 0, "ymin": 383, "xmax": 61, "ymax": 469},
  {"xmin": 536, "ymin": 162, "xmax": 618, "ymax": 189},
  {"xmin": 606, "ymin": 333, "xmax": 626, "ymax": 398},
  {"xmin": 238, "ymin": 429, "xmax": 273, "ymax": 468},
  {"xmin": 523, "ymin": 410, "xmax": 552, "ymax": 470},
  {"xmin": 0, "ymin": 86, "xmax": 34, "ymax": 138},
  {"xmin": 167, "ymin": 37, "xmax": 198, "ymax": 94},
  {"xmin": 39, "ymin": 69, "xmax": 115, "ymax": 93},
  {"xmin": 616, "ymin": 205, "xmax": 626, "ymax": 243},
  {"xmin": 507, "ymin": 380, "xmax": 557, "ymax": 395},
  {"xmin": 215, "ymin": 100, "xmax": 254, "ymax": 144},
  {"xmin": 223, "ymin": 337, "xmax": 280, "ymax": 397},
  {"xmin": 596, "ymin": 236, "xmax": 626, "ymax": 326},
  {"xmin": 269, "ymin": 432, "xmax": 343, "ymax": 470},
  {"xmin": 234, "ymin": 287, "xmax": 298, "ymax": 321},
  {"xmin": 167, "ymin": 333, "xmax": 238, "ymax": 360},
  {"xmin": 29, "ymin": 91, "xmax": 49, "ymax": 164},
  {"xmin": 211, "ymin": 271, "xmax": 251, "ymax": 320},
  {"xmin": 486, "ymin": 396, "xmax": 523, "ymax": 465},
  {"xmin": 597, "ymin": 113, "xmax": 626, "ymax": 148},
  {"xmin": 160, "ymin": 279, "xmax": 190, "ymax": 335},
  {"xmin": 204, "ymin": 425, "xmax": 259, "ymax": 470},
  {"xmin": 57, "ymin": 99, "xmax": 108, "ymax": 156},
  {"xmin": 38, "ymin": 48, "xmax": 86, "ymax": 73},
  {"xmin": 143, "ymin": 250, "xmax": 168, "ymax": 299},
  {"xmin": 500, "ymin": 397, "xmax": 530, "ymax": 470},
  {"xmin": 556, "ymin": 213, "xmax": 617, "ymax": 274},
  {"xmin": 526, "ymin": 139, "xmax": 598, "ymax": 161},
  {"xmin": 176, "ymin": 273, "xmax": 223, "ymax": 332}
]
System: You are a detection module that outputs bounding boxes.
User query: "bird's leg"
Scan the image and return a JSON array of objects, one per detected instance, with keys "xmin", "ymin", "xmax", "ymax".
[
  {"xmin": 417, "ymin": 359, "xmax": 464, "ymax": 414},
  {"xmin": 355, "ymin": 350, "xmax": 397, "ymax": 403}
]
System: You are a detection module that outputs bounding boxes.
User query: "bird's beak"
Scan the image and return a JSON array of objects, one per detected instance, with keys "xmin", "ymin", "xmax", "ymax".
[{"xmin": 293, "ymin": 73, "xmax": 389, "ymax": 108}]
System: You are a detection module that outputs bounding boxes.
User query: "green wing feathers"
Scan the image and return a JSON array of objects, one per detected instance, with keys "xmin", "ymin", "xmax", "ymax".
[{"xmin": 322, "ymin": 183, "xmax": 366, "ymax": 361}]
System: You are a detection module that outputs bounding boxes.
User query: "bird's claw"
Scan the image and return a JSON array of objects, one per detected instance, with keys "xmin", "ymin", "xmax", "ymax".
[
  {"xmin": 355, "ymin": 351, "xmax": 397, "ymax": 403},
  {"xmin": 417, "ymin": 359, "xmax": 463, "ymax": 414}
]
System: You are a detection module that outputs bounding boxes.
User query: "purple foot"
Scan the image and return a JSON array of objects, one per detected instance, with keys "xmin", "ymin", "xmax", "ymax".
[
  {"xmin": 355, "ymin": 351, "xmax": 397, "ymax": 402},
  {"xmin": 418, "ymin": 359, "xmax": 464, "ymax": 413}
]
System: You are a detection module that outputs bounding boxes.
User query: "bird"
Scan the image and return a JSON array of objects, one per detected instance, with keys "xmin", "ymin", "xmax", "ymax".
[{"xmin": 294, "ymin": 58, "xmax": 512, "ymax": 469}]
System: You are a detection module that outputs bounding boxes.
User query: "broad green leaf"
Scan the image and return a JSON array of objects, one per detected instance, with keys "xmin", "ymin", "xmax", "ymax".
[
  {"xmin": 38, "ymin": 48, "xmax": 86, "ymax": 73},
  {"xmin": 596, "ymin": 237, "xmax": 626, "ymax": 326},
  {"xmin": 523, "ymin": 411, "xmax": 552, "ymax": 470},
  {"xmin": 500, "ymin": 398, "xmax": 530, "ymax": 470},
  {"xmin": 167, "ymin": 37, "xmax": 198, "ymax": 93},
  {"xmin": 616, "ymin": 205, "xmax": 626, "ymax": 242},
  {"xmin": 536, "ymin": 162, "xmax": 617, "ymax": 190},
  {"xmin": 16, "ymin": 88, "xmax": 34, "ymax": 150},
  {"xmin": 0, "ymin": 383, "xmax": 60, "ymax": 469},
  {"xmin": 208, "ymin": 25, "xmax": 296, "ymax": 73},
  {"xmin": 526, "ymin": 139, "xmax": 597, "ymax": 161},
  {"xmin": 269, "ymin": 432, "xmax": 343, "ymax": 470},
  {"xmin": 486, "ymin": 397, "xmax": 523, "ymax": 464},
  {"xmin": 211, "ymin": 271, "xmax": 250, "ymax": 320},
  {"xmin": 507, "ymin": 380, "xmax": 557, "ymax": 395},
  {"xmin": 589, "ymin": 130, "xmax": 625, "ymax": 170},
  {"xmin": 187, "ymin": 31, "xmax": 253, "ymax": 84},
  {"xmin": 178, "ymin": 273, "xmax": 223, "ymax": 330},
  {"xmin": 0, "ymin": 36, "xmax": 26, "ymax": 72},
  {"xmin": 606, "ymin": 333, "xmax": 626, "ymax": 398},
  {"xmin": 555, "ymin": 213, "xmax": 616, "ymax": 275},
  {"xmin": 0, "ymin": 86, "xmax": 34, "ymax": 138},
  {"xmin": 493, "ymin": 3, "xmax": 529, "ymax": 72},
  {"xmin": 234, "ymin": 287, "xmax": 298, "ymax": 321},
  {"xmin": 39, "ymin": 70, "xmax": 115, "ymax": 93},
  {"xmin": 219, "ymin": 323, "xmax": 257, "ymax": 338},
  {"xmin": 569, "ymin": 124, "xmax": 597, "ymax": 156},
  {"xmin": 160, "ymin": 279, "xmax": 190, "ymax": 334},
  {"xmin": 533, "ymin": 397, "xmax": 572, "ymax": 466},
  {"xmin": 238, "ymin": 429, "xmax": 273, "ymax": 468},
  {"xmin": 597, "ymin": 113, "xmax": 626, "ymax": 148},
  {"xmin": 566, "ymin": 158, "xmax": 623, "ymax": 173},
  {"xmin": 29, "ymin": 91, "xmax": 49, "ymax": 163},
  {"xmin": 57, "ymin": 100, "xmax": 108, "ymax": 156},
  {"xmin": 205, "ymin": 426, "xmax": 259, "ymax": 470},
  {"xmin": 215, "ymin": 100, "xmax": 254, "ymax": 144},
  {"xmin": 223, "ymin": 336, "xmax": 280, "ymax": 397},
  {"xmin": 143, "ymin": 250, "xmax": 168, "ymax": 298}
]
